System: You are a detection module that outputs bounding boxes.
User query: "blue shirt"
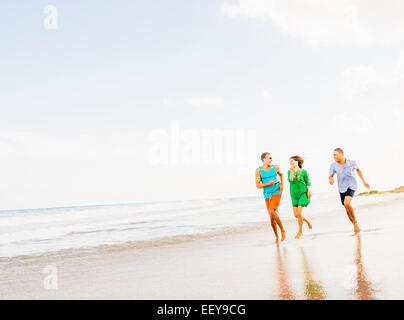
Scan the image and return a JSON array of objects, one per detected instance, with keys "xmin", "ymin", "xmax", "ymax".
[
  {"xmin": 259, "ymin": 165, "xmax": 281, "ymax": 199},
  {"xmin": 329, "ymin": 159, "xmax": 358, "ymax": 193}
]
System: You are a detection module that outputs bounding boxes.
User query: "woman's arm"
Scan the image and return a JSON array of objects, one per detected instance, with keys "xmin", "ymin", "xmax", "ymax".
[
  {"xmin": 304, "ymin": 170, "xmax": 312, "ymax": 199},
  {"xmin": 288, "ymin": 169, "xmax": 294, "ymax": 182},
  {"xmin": 288, "ymin": 170, "xmax": 293, "ymax": 182},
  {"xmin": 303, "ymin": 170, "xmax": 311, "ymax": 186}
]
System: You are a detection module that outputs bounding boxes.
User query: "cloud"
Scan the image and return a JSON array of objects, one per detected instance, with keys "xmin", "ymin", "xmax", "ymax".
[
  {"xmin": 0, "ymin": 131, "xmax": 146, "ymax": 160},
  {"xmin": 221, "ymin": 0, "xmax": 404, "ymax": 48},
  {"xmin": 162, "ymin": 96, "xmax": 224, "ymax": 109},
  {"xmin": 341, "ymin": 66, "xmax": 388, "ymax": 99},
  {"xmin": 340, "ymin": 50, "xmax": 404, "ymax": 103},
  {"xmin": 262, "ymin": 89, "xmax": 272, "ymax": 100},
  {"xmin": 397, "ymin": 50, "xmax": 404, "ymax": 74},
  {"xmin": 186, "ymin": 97, "xmax": 224, "ymax": 107},
  {"xmin": 335, "ymin": 50, "xmax": 404, "ymax": 144}
]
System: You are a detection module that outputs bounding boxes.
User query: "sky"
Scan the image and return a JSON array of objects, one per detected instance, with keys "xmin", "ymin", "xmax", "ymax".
[{"xmin": 0, "ymin": 0, "xmax": 403, "ymax": 210}]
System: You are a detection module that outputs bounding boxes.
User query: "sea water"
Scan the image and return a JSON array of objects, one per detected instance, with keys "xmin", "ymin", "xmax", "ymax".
[{"xmin": 0, "ymin": 192, "xmax": 400, "ymax": 261}]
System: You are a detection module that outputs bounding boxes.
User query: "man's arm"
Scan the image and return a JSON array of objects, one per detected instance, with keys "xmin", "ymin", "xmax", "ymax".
[
  {"xmin": 329, "ymin": 164, "xmax": 335, "ymax": 185},
  {"xmin": 275, "ymin": 165, "xmax": 284, "ymax": 193},
  {"xmin": 255, "ymin": 168, "xmax": 276, "ymax": 189},
  {"xmin": 328, "ymin": 174, "xmax": 334, "ymax": 185},
  {"xmin": 356, "ymin": 168, "xmax": 370, "ymax": 189}
]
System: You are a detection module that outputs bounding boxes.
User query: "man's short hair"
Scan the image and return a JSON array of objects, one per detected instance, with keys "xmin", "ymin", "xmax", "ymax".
[
  {"xmin": 334, "ymin": 148, "xmax": 344, "ymax": 154},
  {"xmin": 261, "ymin": 152, "xmax": 270, "ymax": 161}
]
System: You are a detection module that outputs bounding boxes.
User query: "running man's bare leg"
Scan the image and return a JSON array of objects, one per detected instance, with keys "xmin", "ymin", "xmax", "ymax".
[
  {"xmin": 344, "ymin": 206, "xmax": 355, "ymax": 223},
  {"xmin": 275, "ymin": 210, "xmax": 286, "ymax": 242},
  {"xmin": 344, "ymin": 196, "xmax": 360, "ymax": 234},
  {"xmin": 268, "ymin": 209, "xmax": 279, "ymax": 244},
  {"xmin": 269, "ymin": 208, "xmax": 285, "ymax": 242}
]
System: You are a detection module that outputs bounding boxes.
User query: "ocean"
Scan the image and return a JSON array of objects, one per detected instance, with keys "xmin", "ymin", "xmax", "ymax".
[{"xmin": 0, "ymin": 191, "xmax": 400, "ymax": 262}]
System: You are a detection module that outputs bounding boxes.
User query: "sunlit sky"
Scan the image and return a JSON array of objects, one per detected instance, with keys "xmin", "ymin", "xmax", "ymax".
[{"xmin": 1, "ymin": 0, "xmax": 403, "ymax": 210}]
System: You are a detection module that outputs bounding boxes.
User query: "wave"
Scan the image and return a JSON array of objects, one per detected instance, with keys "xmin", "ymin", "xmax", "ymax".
[
  {"xmin": 0, "ymin": 220, "xmax": 269, "ymax": 264},
  {"xmin": 0, "ymin": 197, "xmax": 260, "ymax": 227},
  {"xmin": 0, "ymin": 193, "xmax": 402, "ymax": 262},
  {"xmin": 0, "ymin": 219, "xmax": 149, "ymax": 246}
]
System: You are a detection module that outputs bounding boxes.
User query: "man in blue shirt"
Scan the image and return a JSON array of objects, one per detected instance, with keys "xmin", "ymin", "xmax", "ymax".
[{"xmin": 329, "ymin": 148, "xmax": 370, "ymax": 235}]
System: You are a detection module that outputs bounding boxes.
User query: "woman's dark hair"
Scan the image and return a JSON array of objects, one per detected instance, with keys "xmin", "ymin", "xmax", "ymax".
[{"xmin": 290, "ymin": 155, "xmax": 304, "ymax": 168}]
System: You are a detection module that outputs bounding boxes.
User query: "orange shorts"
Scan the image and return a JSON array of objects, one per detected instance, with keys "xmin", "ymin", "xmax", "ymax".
[{"xmin": 265, "ymin": 193, "xmax": 281, "ymax": 212}]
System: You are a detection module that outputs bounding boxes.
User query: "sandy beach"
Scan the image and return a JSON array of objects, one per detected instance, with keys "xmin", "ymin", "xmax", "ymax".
[{"xmin": 1, "ymin": 193, "xmax": 404, "ymax": 300}]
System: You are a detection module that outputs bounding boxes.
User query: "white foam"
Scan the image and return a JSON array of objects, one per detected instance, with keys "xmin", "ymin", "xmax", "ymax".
[{"xmin": 0, "ymin": 192, "xmax": 402, "ymax": 259}]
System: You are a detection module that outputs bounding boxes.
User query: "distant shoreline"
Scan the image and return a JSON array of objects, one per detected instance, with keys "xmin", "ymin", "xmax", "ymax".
[{"xmin": 357, "ymin": 186, "xmax": 404, "ymax": 196}]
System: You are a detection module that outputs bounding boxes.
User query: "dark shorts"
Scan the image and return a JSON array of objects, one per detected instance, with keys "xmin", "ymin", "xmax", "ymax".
[{"xmin": 339, "ymin": 188, "xmax": 355, "ymax": 206}]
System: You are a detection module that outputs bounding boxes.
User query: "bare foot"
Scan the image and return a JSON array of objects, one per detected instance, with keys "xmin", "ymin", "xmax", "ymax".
[
  {"xmin": 294, "ymin": 232, "xmax": 302, "ymax": 239},
  {"xmin": 306, "ymin": 221, "xmax": 312, "ymax": 229},
  {"xmin": 275, "ymin": 237, "xmax": 280, "ymax": 245},
  {"xmin": 281, "ymin": 231, "xmax": 286, "ymax": 242}
]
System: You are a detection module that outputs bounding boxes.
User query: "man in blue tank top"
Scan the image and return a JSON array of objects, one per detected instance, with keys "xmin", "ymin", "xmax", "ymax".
[
  {"xmin": 256, "ymin": 152, "xmax": 286, "ymax": 245},
  {"xmin": 329, "ymin": 148, "xmax": 370, "ymax": 235}
]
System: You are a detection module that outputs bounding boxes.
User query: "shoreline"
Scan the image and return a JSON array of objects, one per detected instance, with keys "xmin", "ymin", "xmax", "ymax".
[
  {"xmin": 1, "ymin": 193, "xmax": 404, "ymax": 299},
  {"xmin": 2, "ymin": 192, "xmax": 403, "ymax": 265}
]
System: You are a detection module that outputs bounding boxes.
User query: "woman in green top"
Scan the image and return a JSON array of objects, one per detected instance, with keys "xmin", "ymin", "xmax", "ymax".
[{"xmin": 288, "ymin": 156, "xmax": 312, "ymax": 239}]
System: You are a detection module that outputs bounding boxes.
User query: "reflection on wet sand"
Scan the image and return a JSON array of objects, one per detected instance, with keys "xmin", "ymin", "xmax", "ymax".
[
  {"xmin": 275, "ymin": 246, "xmax": 327, "ymax": 300},
  {"xmin": 353, "ymin": 235, "xmax": 376, "ymax": 300},
  {"xmin": 274, "ymin": 236, "xmax": 376, "ymax": 300},
  {"xmin": 300, "ymin": 247, "xmax": 326, "ymax": 300},
  {"xmin": 276, "ymin": 247, "xmax": 295, "ymax": 300}
]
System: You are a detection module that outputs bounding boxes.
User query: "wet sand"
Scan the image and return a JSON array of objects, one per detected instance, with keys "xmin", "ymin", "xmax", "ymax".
[{"xmin": 1, "ymin": 194, "xmax": 404, "ymax": 299}]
